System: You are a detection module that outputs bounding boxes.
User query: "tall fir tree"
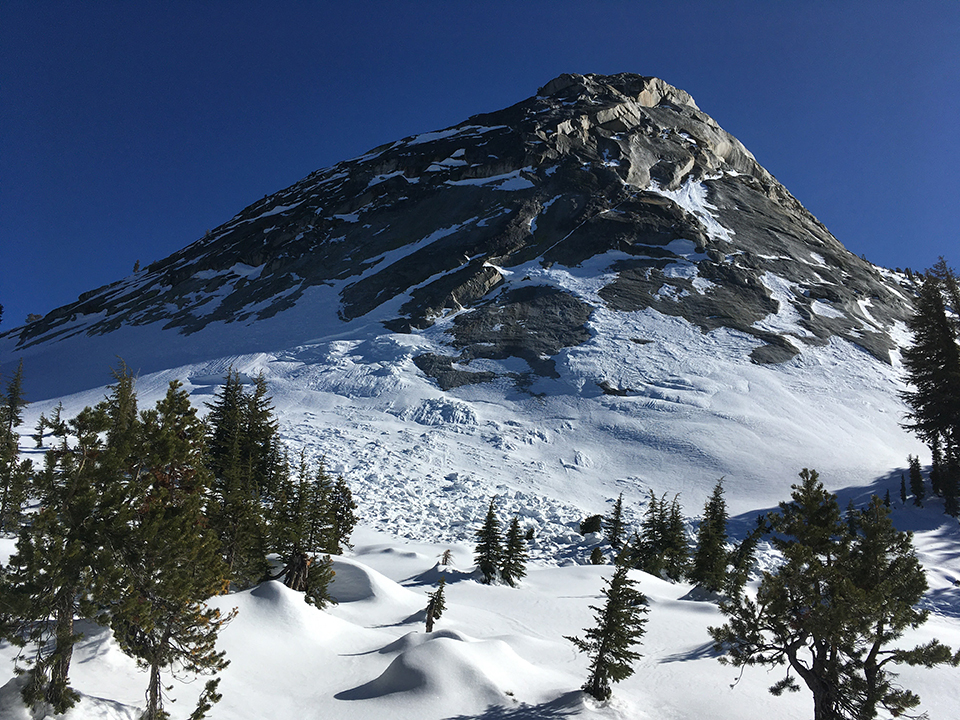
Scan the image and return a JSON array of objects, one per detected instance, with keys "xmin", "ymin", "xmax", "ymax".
[
  {"xmin": 662, "ymin": 495, "xmax": 689, "ymax": 581},
  {"xmin": 0, "ymin": 360, "xmax": 30, "ymax": 532},
  {"xmin": 500, "ymin": 515, "xmax": 528, "ymax": 587},
  {"xmin": 689, "ymin": 479, "xmax": 729, "ymax": 592},
  {"xmin": 205, "ymin": 370, "xmax": 272, "ymax": 588},
  {"xmin": 305, "ymin": 460, "xmax": 338, "ymax": 554},
  {"xmin": 631, "ymin": 491, "xmax": 665, "ymax": 576},
  {"xmin": 930, "ymin": 438, "xmax": 944, "ymax": 496},
  {"xmin": 474, "ymin": 498, "xmax": 503, "ymax": 584},
  {"xmin": 908, "ymin": 454, "xmax": 925, "ymax": 507},
  {"xmin": 603, "ymin": 493, "xmax": 626, "ymax": 550},
  {"xmin": 901, "ymin": 264, "xmax": 960, "ymax": 519},
  {"xmin": 111, "ymin": 381, "xmax": 233, "ymax": 720},
  {"xmin": 330, "ymin": 475, "xmax": 358, "ymax": 554},
  {"xmin": 566, "ymin": 560, "xmax": 649, "ymax": 700}
]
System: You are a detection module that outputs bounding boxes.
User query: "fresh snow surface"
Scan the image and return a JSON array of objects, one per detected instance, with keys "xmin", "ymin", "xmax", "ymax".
[{"xmin": 1, "ymin": 524, "xmax": 957, "ymax": 720}]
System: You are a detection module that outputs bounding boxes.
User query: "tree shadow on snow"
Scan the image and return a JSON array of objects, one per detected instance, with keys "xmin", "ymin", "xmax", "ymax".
[
  {"xmin": 659, "ymin": 640, "xmax": 721, "ymax": 663},
  {"xmin": 440, "ymin": 691, "xmax": 584, "ymax": 720}
]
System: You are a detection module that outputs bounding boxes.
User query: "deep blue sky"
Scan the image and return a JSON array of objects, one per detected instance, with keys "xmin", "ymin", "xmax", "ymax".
[{"xmin": 2, "ymin": 2, "xmax": 958, "ymax": 330}]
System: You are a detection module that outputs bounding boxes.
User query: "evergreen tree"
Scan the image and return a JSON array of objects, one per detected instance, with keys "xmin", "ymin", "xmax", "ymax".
[
  {"xmin": 710, "ymin": 470, "xmax": 958, "ymax": 720},
  {"xmin": 662, "ymin": 495, "xmax": 689, "ymax": 581},
  {"xmin": 205, "ymin": 370, "xmax": 270, "ymax": 588},
  {"xmin": 268, "ymin": 449, "xmax": 303, "ymax": 558},
  {"xmin": 899, "ymin": 473, "xmax": 908, "ymax": 505},
  {"xmin": 579, "ymin": 514, "xmax": 603, "ymax": 535},
  {"xmin": 278, "ymin": 547, "xmax": 336, "ymax": 609},
  {"xmin": 590, "ymin": 547, "xmax": 605, "ymax": 565},
  {"xmin": 566, "ymin": 561, "xmax": 649, "ymax": 700},
  {"xmin": 942, "ymin": 452, "xmax": 960, "ymax": 517},
  {"xmin": 500, "ymin": 516, "xmax": 528, "ymax": 587},
  {"xmin": 603, "ymin": 493, "xmax": 626, "ymax": 550},
  {"xmin": 632, "ymin": 491, "xmax": 665, "ymax": 576},
  {"xmin": 424, "ymin": 577, "xmax": 446, "ymax": 633},
  {"xmin": 0, "ymin": 369, "xmax": 134, "ymax": 713},
  {"xmin": 901, "ymin": 265, "xmax": 960, "ymax": 519},
  {"xmin": 330, "ymin": 475, "xmax": 358, "ymax": 554},
  {"xmin": 722, "ymin": 515, "xmax": 765, "ymax": 597},
  {"xmin": 908, "ymin": 454, "xmax": 925, "ymax": 507},
  {"xmin": 474, "ymin": 498, "xmax": 503, "ymax": 584},
  {"xmin": 883, "ymin": 489, "xmax": 891, "ymax": 508},
  {"xmin": 843, "ymin": 496, "xmax": 958, "ymax": 717},
  {"xmin": 111, "ymin": 381, "xmax": 233, "ymax": 720},
  {"xmin": 690, "ymin": 479, "xmax": 729, "ymax": 592},
  {"xmin": 0, "ymin": 360, "xmax": 30, "ymax": 531},
  {"xmin": 303, "ymin": 459, "xmax": 337, "ymax": 554}
]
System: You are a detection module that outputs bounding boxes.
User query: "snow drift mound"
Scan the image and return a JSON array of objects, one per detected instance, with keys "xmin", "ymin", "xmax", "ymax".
[{"xmin": 337, "ymin": 632, "xmax": 557, "ymax": 707}]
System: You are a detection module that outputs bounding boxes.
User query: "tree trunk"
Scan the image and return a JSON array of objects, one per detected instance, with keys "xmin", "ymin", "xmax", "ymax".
[
  {"xmin": 47, "ymin": 590, "xmax": 75, "ymax": 710},
  {"xmin": 283, "ymin": 549, "xmax": 310, "ymax": 592},
  {"xmin": 145, "ymin": 661, "xmax": 162, "ymax": 720}
]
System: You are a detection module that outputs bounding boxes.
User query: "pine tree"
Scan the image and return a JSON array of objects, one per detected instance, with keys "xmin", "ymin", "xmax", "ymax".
[
  {"xmin": 632, "ymin": 491, "xmax": 665, "ymax": 576},
  {"xmin": 424, "ymin": 577, "xmax": 446, "ymax": 632},
  {"xmin": 111, "ymin": 381, "xmax": 233, "ymax": 720},
  {"xmin": 710, "ymin": 470, "xmax": 958, "ymax": 720},
  {"xmin": 690, "ymin": 479, "xmax": 728, "ymax": 592},
  {"xmin": 843, "ymin": 496, "xmax": 958, "ymax": 717},
  {"xmin": 500, "ymin": 516, "xmax": 528, "ymax": 587},
  {"xmin": 579, "ymin": 514, "xmax": 603, "ymax": 535},
  {"xmin": 566, "ymin": 561, "xmax": 649, "ymax": 700},
  {"xmin": 0, "ymin": 360, "xmax": 30, "ymax": 531},
  {"xmin": 302, "ymin": 459, "xmax": 337, "ymax": 554},
  {"xmin": 901, "ymin": 267, "xmax": 960, "ymax": 518},
  {"xmin": 331, "ymin": 475, "xmax": 358, "ymax": 554},
  {"xmin": 205, "ymin": 370, "xmax": 270, "ymax": 588},
  {"xmin": 603, "ymin": 493, "xmax": 625, "ymax": 550},
  {"xmin": 474, "ymin": 498, "xmax": 503, "ymax": 584},
  {"xmin": 908, "ymin": 454, "xmax": 925, "ymax": 506},
  {"xmin": 0, "ymin": 368, "xmax": 135, "ymax": 713},
  {"xmin": 900, "ymin": 473, "xmax": 908, "ymax": 505},
  {"xmin": 662, "ymin": 495, "xmax": 689, "ymax": 581}
]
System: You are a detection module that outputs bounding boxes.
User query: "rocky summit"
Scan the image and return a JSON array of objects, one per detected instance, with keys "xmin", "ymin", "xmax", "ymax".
[{"xmin": 5, "ymin": 73, "xmax": 913, "ymax": 393}]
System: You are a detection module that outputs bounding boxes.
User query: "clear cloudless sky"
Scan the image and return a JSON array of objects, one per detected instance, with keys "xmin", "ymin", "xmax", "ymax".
[{"xmin": 2, "ymin": 1, "xmax": 958, "ymax": 329}]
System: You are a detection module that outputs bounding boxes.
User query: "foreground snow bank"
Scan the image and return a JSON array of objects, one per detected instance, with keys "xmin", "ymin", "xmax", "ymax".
[{"xmin": 1, "ymin": 525, "xmax": 958, "ymax": 720}]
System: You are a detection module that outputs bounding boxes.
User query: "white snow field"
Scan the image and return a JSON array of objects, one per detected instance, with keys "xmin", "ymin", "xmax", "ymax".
[{"xmin": 0, "ymin": 524, "xmax": 958, "ymax": 720}]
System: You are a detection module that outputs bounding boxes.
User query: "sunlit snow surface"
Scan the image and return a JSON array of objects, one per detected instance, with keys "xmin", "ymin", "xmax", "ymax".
[{"xmin": 0, "ymin": 524, "xmax": 957, "ymax": 720}]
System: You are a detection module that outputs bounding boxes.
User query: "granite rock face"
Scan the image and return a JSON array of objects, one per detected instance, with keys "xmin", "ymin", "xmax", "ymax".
[{"xmin": 6, "ymin": 73, "xmax": 914, "ymax": 388}]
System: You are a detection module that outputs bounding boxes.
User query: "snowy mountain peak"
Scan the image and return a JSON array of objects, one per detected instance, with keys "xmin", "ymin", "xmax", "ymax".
[
  {"xmin": 5, "ymin": 73, "xmax": 911, "ymax": 383},
  {"xmin": 0, "ymin": 74, "xmax": 924, "ymax": 533}
]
